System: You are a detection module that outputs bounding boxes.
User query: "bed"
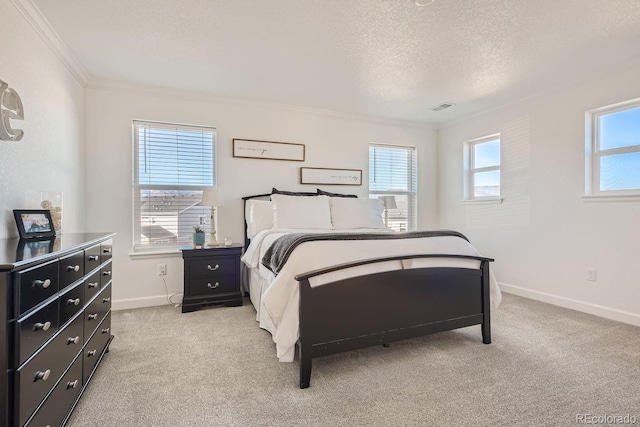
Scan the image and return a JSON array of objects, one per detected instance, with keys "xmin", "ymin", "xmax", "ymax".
[{"xmin": 241, "ymin": 190, "xmax": 501, "ymax": 388}]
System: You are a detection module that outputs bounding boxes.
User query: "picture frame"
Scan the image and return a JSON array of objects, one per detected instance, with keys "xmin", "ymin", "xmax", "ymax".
[
  {"xmin": 13, "ymin": 209, "xmax": 56, "ymax": 239},
  {"xmin": 300, "ymin": 167, "xmax": 363, "ymax": 186},
  {"xmin": 233, "ymin": 139, "xmax": 305, "ymax": 161}
]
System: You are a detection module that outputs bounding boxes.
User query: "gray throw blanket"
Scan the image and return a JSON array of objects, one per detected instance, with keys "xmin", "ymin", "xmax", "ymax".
[{"xmin": 261, "ymin": 230, "xmax": 469, "ymax": 274}]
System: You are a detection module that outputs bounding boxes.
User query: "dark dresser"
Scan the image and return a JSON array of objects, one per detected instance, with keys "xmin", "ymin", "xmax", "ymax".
[
  {"xmin": 0, "ymin": 233, "xmax": 115, "ymax": 427},
  {"xmin": 181, "ymin": 245, "xmax": 243, "ymax": 313}
]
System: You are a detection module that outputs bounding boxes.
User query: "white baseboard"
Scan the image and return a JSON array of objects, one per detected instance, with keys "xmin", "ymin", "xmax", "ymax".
[
  {"xmin": 112, "ymin": 295, "xmax": 180, "ymax": 311},
  {"xmin": 499, "ymin": 282, "xmax": 640, "ymax": 327}
]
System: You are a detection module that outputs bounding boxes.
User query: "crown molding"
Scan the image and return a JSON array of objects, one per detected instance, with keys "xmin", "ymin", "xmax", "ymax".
[
  {"xmin": 86, "ymin": 78, "xmax": 437, "ymax": 131},
  {"xmin": 11, "ymin": 0, "xmax": 89, "ymax": 86}
]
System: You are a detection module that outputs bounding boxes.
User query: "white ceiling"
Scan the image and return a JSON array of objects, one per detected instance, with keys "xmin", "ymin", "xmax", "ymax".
[{"xmin": 32, "ymin": 0, "xmax": 640, "ymax": 125}]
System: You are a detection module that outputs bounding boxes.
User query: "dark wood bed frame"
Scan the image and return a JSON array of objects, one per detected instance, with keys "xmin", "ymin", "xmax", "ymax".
[{"xmin": 242, "ymin": 193, "xmax": 493, "ymax": 389}]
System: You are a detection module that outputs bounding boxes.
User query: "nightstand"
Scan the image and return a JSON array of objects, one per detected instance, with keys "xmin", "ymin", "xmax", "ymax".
[{"xmin": 181, "ymin": 244, "xmax": 243, "ymax": 313}]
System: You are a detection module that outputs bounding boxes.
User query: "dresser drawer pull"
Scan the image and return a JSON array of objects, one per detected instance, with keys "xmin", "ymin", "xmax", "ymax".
[
  {"xmin": 32, "ymin": 279, "xmax": 51, "ymax": 289},
  {"xmin": 67, "ymin": 336, "xmax": 80, "ymax": 345},
  {"xmin": 103, "ymin": 248, "xmax": 112, "ymax": 254},
  {"xmin": 207, "ymin": 282, "xmax": 220, "ymax": 289},
  {"xmin": 66, "ymin": 380, "xmax": 79, "ymax": 389},
  {"xmin": 102, "ymin": 327, "xmax": 110, "ymax": 334},
  {"xmin": 102, "ymin": 271, "xmax": 112, "ymax": 276},
  {"xmin": 88, "ymin": 255, "xmax": 99, "ymax": 261},
  {"xmin": 67, "ymin": 265, "xmax": 80, "ymax": 272},
  {"xmin": 102, "ymin": 297, "xmax": 111, "ymax": 303},
  {"xmin": 35, "ymin": 369, "xmax": 51, "ymax": 382},
  {"xmin": 88, "ymin": 282, "xmax": 99, "ymax": 289},
  {"xmin": 207, "ymin": 264, "xmax": 220, "ymax": 271},
  {"xmin": 67, "ymin": 298, "xmax": 81, "ymax": 306},
  {"xmin": 34, "ymin": 321, "xmax": 51, "ymax": 331},
  {"xmin": 87, "ymin": 349, "xmax": 97, "ymax": 357},
  {"xmin": 87, "ymin": 313, "xmax": 98, "ymax": 320}
]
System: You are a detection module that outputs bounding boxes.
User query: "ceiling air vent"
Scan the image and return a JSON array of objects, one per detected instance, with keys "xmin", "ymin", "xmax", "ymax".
[{"xmin": 430, "ymin": 102, "xmax": 455, "ymax": 112}]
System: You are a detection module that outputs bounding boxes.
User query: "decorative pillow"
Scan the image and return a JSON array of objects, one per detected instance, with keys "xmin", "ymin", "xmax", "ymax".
[
  {"xmin": 330, "ymin": 198, "xmax": 386, "ymax": 229},
  {"xmin": 245, "ymin": 200, "xmax": 274, "ymax": 239},
  {"xmin": 271, "ymin": 194, "xmax": 333, "ymax": 230},
  {"xmin": 317, "ymin": 189, "xmax": 358, "ymax": 198},
  {"xmin": 271, "ymin": 187, "xmax": 317, "ymax": 197}
]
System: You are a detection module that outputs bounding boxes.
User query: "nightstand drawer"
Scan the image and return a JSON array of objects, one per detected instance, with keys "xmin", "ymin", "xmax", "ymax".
[
  {"xmin": 189, "ymin": 257, "xmax": 237, "ymax": 278},
  {"xmin": 190, "ymin": 275, "xmax": 238, "ymax": 296}
]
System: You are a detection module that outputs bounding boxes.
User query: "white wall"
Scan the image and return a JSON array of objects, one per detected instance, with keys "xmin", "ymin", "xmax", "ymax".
[
  {"xmin": 84, "ymin": 85, "xmax": 437, "ymax": 309},
  {"xmin": 438, "ymin": 66, "xmax": 640, "ymax": 325},
  {"xmin": 0, "ymin": 0, "xmax": 85, "ymax": 238}
]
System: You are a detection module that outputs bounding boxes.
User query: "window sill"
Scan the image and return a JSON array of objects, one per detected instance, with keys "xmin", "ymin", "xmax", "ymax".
[
  {"xmin": 129, "ymin": 249, "xmax": 183, "ymax": 259},
  {"xmin": 582, "ymin": 194, "xmax": 640, "ymax": 203},
  {"xmin": 462, "ymin": 198, "xmax": 504, "ymax": 205}
]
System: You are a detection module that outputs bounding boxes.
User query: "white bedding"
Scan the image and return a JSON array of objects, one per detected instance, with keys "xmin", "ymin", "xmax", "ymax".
[{"xmin": 241, "ymin": 228, "xmax": 502, "ymax": 362}]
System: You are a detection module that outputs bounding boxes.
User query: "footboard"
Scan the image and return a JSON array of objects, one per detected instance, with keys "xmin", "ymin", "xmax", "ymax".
[{"xmin": 294, "ymin": 254, "xmax": 493, "ymax": 388}]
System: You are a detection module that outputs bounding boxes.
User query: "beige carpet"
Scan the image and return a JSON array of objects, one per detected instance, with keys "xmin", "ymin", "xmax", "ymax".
[{"xmin": 66, "ymin": 294, "xmax": 640, "ymax": 427}]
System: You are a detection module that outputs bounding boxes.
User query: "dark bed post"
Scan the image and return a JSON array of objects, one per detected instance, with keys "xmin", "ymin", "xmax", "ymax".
[
  {"xmin": 298, "ymin": 278, "xmax": 312, "ymax": 389},
  {"xmin": 481, "ymin": 260, "xmax": 492, "ymax": 344}
]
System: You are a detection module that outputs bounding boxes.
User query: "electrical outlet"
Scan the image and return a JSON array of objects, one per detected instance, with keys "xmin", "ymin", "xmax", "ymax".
[
  {"xmin": 586, "ymin": 268, "xmax": 597, "ymax": 282},
  {"xmin": 158, "ymin": 264, "xmax": 167, "ymax": 276}
]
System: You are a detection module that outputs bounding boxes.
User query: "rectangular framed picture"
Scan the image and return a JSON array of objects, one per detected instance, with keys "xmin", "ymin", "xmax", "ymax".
[
  {"xmin": 233, "ymin": 139, "xmax": 305, "ymax": 161},
  {"xmin": 300, "ymin": 167, "xmax": 363, "ymax": 186},
  {"xmin": 13, "ymin": 209, "xmax": 56, "ymax": 239}
]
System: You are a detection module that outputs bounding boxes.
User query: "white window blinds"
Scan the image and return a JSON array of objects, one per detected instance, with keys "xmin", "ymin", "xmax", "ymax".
[
  {"xmin": 369, "ymin": 143, "xmax": 417, "ymax": 231},
  {"xmin": 132, "ymin": 120, "xmax": 216, "ymax": 251}
]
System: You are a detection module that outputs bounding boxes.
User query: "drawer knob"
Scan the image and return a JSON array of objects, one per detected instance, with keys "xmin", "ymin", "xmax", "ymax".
[
  {"xmin": 33, "ymin": 279, "xmax": 51, "ymax": 289},
  {"xmin": 88, "ymin": 313, "xmax": 98, "ymax": 320},
  {"xmin": 102, "ymin": 297, "xmax": 111, "ymax": 303},
  {"xmin": 102, "ymin": 271, "xmax": 112, "ymax": 276},
  {"xmin": 67, "ymin": 265, "xmax": 80, "ymax": 272},
  {"xmin": 88, "ymin": 282, "xmax": 99, "ymax": 289},
  {"xmin": 34, "ymin": 321, "xmax": 51, "ymax": 331},
  {"xmin": 35, "ymin": 369, "xmax": 51, "ymax": 382},
  {"xmin": 66, "ymin": 380, "xmax": 79, "ymax": 389},
  {"xmin": 103, "ymin": 248, "xmax": 112, "ymax": 253},
  {"xmin": 102, "ymin": 327, "xmax": 110, "ymax": 334},
  {"xmin": 67, "ymin": 336, "xmax": 80, "ymax": 345},
  {"xmin": 88, "ymin": 255, "xmax": 99, "ymax": 261},
  {"xmin": 67, "ymin": 298, "xmax": 81, "ymax": 306},
  {"xmin": 207, "ymin": 282, "xmax": 220, "ymax": 289},
  {"xmin": 87, "ymin": 349, "xmax": 97, "ymax": 357},
  {"xmin": 207, "ymin": 264, "xmax": 220, "ymax": 271}
]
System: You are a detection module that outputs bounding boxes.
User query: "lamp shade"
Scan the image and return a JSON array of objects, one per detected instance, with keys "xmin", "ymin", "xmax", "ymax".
[
  {"xmin": 378, "ymin": 196, "xmax": 397, "ymax": 210},
  {"xmin": 201, "ymin": 189, "xmax": 223, "ymax": 207}
]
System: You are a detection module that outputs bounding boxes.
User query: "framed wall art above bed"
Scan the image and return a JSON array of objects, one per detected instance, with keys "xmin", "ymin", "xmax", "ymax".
[
  {"xmin": 233, "ymin": 138, "xmax": 305, "ymax": 161},
  {"xmin": 299, "ymin": 167, "xmax": 362, "ymax": 185}
]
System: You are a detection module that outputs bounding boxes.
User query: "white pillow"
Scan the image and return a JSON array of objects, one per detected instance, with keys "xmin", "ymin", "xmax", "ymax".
[
  {"xmin": 330, "ymin": 198, "xmax": 386, "ymax": 229},
  {"xmin": 245, "ymin": 200, "xmax": 274, "ymax": 239},
  {"xmin": 271, "ymin": 194, "xmax": 333, "ymax": 230}
]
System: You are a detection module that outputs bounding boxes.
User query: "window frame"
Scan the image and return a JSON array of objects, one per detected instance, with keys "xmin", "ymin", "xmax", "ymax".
[
  {"xmin": 586, "ymin": 99, "xmax": 640, "ymax": 198},
  {"xmin": 368, "ymin": 143, "xmax": 418, "ymax": 231},
  {"xmin": 463, "ymin": 134, "xmax": 501, "ymax": 202},
  {"xmin": 132, "ymin": 120, "xmax": 217, "ymax": 253}
]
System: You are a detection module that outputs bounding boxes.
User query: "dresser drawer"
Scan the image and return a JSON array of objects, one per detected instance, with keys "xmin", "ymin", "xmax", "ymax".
[
  {"xmin": 15, "ymin": 259, "xmax": 59, "ymax": 316},
  {"xmin": 84, "ymin": 283, "xmax": 111, "ymax": 339},
  {"xmin": 100, "ymin": 260, "xmax": 113, "ymax": 286},
  {"xmin": 85, "ymin": 243, "xmax": 102, "ymax": 272},
  {"xmin": 59, "ymin": 280, "xmax": 85, "ymax": 327},
  {"xmin": 16, "ymin": 297, "xmax": 59, "ymax": 366},
  {"xmin": 189, "ymin": 275, "xmax": 238, "ymax": 296},
  {"xmin": 100, "ymin": 239, "xmax": 113, "ymax": 263},
  {"xmin": 25, "ymin": 354, "xmax": 83, "ymax": 427},
  {"xmin": 16, "ymin": 313, "xmax": 84, "ymax": 426},
  {"xmin": 84, "ymin": 269, "xmax": 101, "ymax": 302},
  {"xmin": 83, "ymin": 312, "xmax": 111, "ymax": 384},
  {"xmin": 189, "ymin": 256, "xmax": 237, "ymax": 278},
  {"xmin": 60, "ymin": 251, "xmax": 85, "ymax": 289}
]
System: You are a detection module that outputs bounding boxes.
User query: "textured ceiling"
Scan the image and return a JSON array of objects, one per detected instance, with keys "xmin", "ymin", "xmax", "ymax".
[{"xmin": 32, "ymin": 0, "xmax": 640, "ymax": 124}]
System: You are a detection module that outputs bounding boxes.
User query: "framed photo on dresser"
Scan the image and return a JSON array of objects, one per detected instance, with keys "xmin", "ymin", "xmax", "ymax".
[{"xmin": 13, "ymin": 209, "xmax": 56, "ymax": 239}]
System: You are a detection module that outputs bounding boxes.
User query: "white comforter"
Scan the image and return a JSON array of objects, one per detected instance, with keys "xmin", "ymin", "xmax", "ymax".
[{"xmin": 241, "ymin": 229, "xmax": 501, "ymax": 362}]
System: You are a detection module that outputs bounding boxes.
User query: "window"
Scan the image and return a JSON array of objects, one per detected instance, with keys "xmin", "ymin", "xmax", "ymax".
[
  {"xmin": 133, "ymin": 120, "xmax": 216, "ymax": 251},
  {"xmin": 369, "ymin": 143, "xmax": 417, "ymax": 231},
  {"xmin": 586, "ymin": 100, "xmax": 640, "ymax": 197},
  {"xmin": 464, "ymin": 135, "xmax": 501, "ymax": 201}
]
